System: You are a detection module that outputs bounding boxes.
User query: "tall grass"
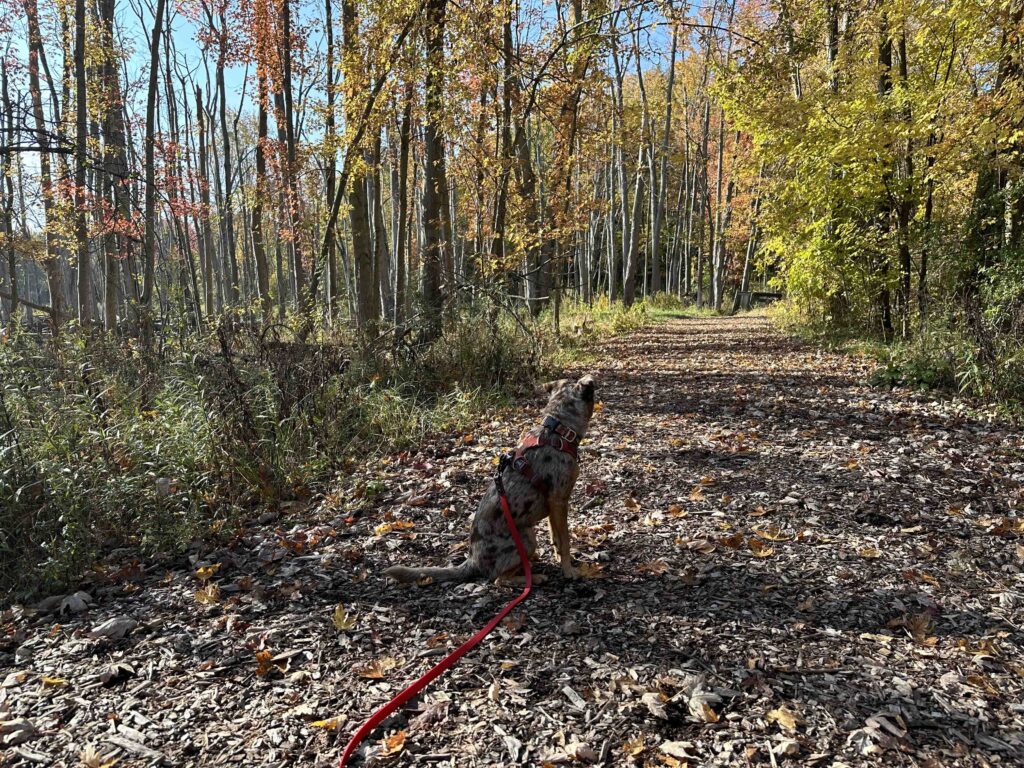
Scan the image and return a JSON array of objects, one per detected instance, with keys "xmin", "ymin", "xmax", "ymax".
[{"xmin": 0, "ymin": 296, "xmax": 663, "ymax": 599}]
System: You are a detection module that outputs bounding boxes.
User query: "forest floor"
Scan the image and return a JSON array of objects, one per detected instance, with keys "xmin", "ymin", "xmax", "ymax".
[{"xmin": 4, "ymin": 315, "xmax": 1024, "ymax": 768}]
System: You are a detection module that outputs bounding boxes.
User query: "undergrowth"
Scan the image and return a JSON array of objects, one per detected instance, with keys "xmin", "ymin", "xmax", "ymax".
[
  {"xmin": 769, "ymin": 298, "xmax": 1024, "ymax": 413},
  {"xmin": 0, "ymin": 296, "xmax": 663, "ymax": 599}
]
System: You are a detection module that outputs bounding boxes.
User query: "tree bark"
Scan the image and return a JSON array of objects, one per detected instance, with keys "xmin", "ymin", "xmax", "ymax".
[
  {"xmin": 25, "ymin": 0, "xmax": 65, "ymax": 327},
  {"xmin": 420, "ymin": 0, "xmax": 451, "ymax": 338}
]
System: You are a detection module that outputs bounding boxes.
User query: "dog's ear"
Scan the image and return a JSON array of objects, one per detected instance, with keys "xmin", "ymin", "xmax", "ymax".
[{"xmin": 578, "ymin": 374, "xmax": 595, "ymax": 402}]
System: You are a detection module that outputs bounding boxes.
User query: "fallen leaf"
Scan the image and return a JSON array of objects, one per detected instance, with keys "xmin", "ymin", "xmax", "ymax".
[
  {"xmin": 381, "ymin": 730, "xmax": 407, "ymax": 756},
  {"xmin": 310, "ymin": 717, "xmax": 342, "ymax": 731},
  {"xmin": 41, "ymin": 676, "xmax": 69, "ymax": 688},
  {"xmin": 718, "ymin": 532, "xmax": 745, "ymax": 549},
  {"xmin": 78, "ymin": 744, "xmax": 119, "ymax": 768},
  {"xmin": 753, "ymin": 525, "xmax": 791, "ymax": 541},
  {"xmin": 332, "ymin": 603, "xmax": 358, "ymax": 631},
  {"xmin": 858, "ymin": 547, "xmax": 881, "ymax": 559},
  {"xmin": 638, "ymin": 559, "xmax": 669, "ymax": 575},
  {"xmin": 89, "ymin": 616, "xmax": 138, "ymax": 640},
  {"xmin": 623, "ymin": 735, "xmax": 645, "ymax": 757},
  {"xmin": 767, "ymin": 705, "xmax": 801, "ymax": 732},
  {"xmin": 194, "ymin": 583, "xmax": 220, "ymax": 605},
  {"xmin": 576, "ymin": 562, "xmax": 606, "ymax": 579},
  {"xmin": 195, "ymin": 563, "xmax": 221, "ymax": 581},
  {"xmin": 660, "ymin": 740, "xmax": 698, "ymax": 760},
  {"xmin": 357, "ymin": 656, "xmax": 398, "ymax": 679},
  {"xmin": 748, "ymin": 538, "xmax": 775, "ymax": 558}
]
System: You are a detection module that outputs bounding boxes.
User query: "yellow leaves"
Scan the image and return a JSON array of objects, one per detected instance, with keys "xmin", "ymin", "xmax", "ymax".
[
  {"xmin": 310, "ymin": 717, "xmax": 343, "ymax": 731},
  {"xmin": 860, "ymin": 632, "xmax": 895, "ymax": 645},
  {"xmin": 695, "ymin": 701, "xmax": 719, "ymax": 723},
  {"xmin": 356, "ymin": 656, "xmax": 399, "ymax": 679},
  {"xmin": 965, "ymin": 674, "xmax": 999, "ymax": 696},
  {"xmin": 593, "ymin": 401, "xmax": 604, "ymax": 413},
  {"xmin": 753, "ymin": 525, "xmax": 791, "ymax": 542},
  {"xmin": 78, "ymin": 745, "xmax": 119, "ymax": 768},
  {"xmin": 195, "ymin": 563, "xmax": 221, "ymax": 581},
  {"xmin": 332, "ymin": 603, "xmax": 358, "ymax": 631},
  {"xmin": 766, "ymin": 705, "xmax": 801, "ymax": 732},
  {"xmin": 622, "ymin": 735, "xmax": 645, "ymax": 757},
  {"xmin": 41, "ymin": 676, "xmax": 70, "ymax": 688},
  {"xmin": 195, "ymin": 562, "xmax": 221, "ymax": 605},
  {"xmin": 194, "ymin": 583, "xmax": 220, "ymax": 605},
  {"xmin": 858, "ymin": 547, "xmax": 881, "ymax": 559},
  {"xmin": 381, "ymin": 730, "xmax": 407, "ymax": 756},
  {"xmin": 374, "ymin": 520, "xmax": 416, "ymax": 536},
  {"xmin": 748, "ymin": 538, "xmax": 775, "ymax": 558}
]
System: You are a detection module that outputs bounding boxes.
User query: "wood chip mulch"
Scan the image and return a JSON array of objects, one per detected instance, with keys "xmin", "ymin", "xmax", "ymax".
[{"xmin": 3, "ymin": 315, "xmax": 1023, "ymax": 767}]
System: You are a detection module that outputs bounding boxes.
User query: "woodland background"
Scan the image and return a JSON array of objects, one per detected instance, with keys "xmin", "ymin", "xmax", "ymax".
[{"xmin": 1, "ymin": 0, "xmax": 1023, "ymax": 594}]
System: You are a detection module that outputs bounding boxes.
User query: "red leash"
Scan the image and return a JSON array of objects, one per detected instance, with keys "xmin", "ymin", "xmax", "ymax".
[{"xmin": 339, "ymin": 464, "xmax": 531, "ymax": 766}]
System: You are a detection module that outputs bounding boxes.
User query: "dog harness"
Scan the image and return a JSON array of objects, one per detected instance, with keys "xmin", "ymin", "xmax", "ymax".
[{"xmin": 509, "ymin": 415, "xmax": 580, "ymax": 494}]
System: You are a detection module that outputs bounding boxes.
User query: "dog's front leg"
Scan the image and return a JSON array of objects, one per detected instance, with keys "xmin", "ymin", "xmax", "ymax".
[{"xmin": 547, "ymin": 498, "xmax": 579, "ymax": 579}]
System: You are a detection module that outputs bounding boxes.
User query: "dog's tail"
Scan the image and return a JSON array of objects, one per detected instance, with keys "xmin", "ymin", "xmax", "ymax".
[{"xmin": 383, "ymin": 560, "xmax": 480, "ymax": 584}]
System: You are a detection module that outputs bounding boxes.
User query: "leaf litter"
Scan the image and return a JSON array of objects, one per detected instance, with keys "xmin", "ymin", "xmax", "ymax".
[{"xmin": 2, "ymin": 316, "xmax": 1023, "ymax": 766}]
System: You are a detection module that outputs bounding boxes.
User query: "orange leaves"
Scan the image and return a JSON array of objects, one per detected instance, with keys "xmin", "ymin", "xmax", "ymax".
[{"xmin": 374, "ymin": 520, "xmax": 415, "ymax": 536}]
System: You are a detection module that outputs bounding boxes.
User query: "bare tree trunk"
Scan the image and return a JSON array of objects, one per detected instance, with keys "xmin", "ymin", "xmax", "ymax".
[
  {"xmin": 74, "ymin": 0, "xmax": 91, "ymax": 326},
  {"xmin": 651, "ymin": 24, "xmax": 678, "ymax": 295},
  {"xmin": 420, "ymin": 0, "xmax": 451, "ymax": 338},
  {"xmin": 325, "ymin": 0, "xmax": 339, "ymax": 319},
  {"xmin": 372, "ymin": 133, "xmax": 392, "ymax": 318},
  {"xmin": 0, "ymin": 61, "xmax": 15, "ymax": 327},
  {"xmin": 896, "ymin": 30, "xmax": 913, "ymax": 337},
  {"xmin": 253, "ymin": 75, "xmax": 272, "ymax": 321},
  {"xmin": 140, "ymin": 0, "xmax": 167, "ymax": 326},
  {"xmin": 216, "ymin": 11, "xmax": 238, "ymax": 306},
  {"xmin": 395, "ymin": 90, "xmax": 412, "ymax": 329},
  {"xmin": 875, "ymin": 8, "xmax": 895, "ymax": 341},
  {"xmin": 280, "ymin": 0, "xmax": 307, "ymax": 308},
  {"xmin": 623, "ymin": 147, "xmax": 646, "ymax": 307},
  {"xmin": 25, "ymin": 0, "xmax": 64, "ymax": 326},
  {"xmin": 196, "ymin": 86, "xmax": 217, "ymax": 316}
]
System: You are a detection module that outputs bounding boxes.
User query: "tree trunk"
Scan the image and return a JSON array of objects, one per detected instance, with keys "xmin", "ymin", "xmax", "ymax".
[
  {"xmin": 325, "ymin": 0, "xmax": 339, "ymax": 319},
  {"xmin": 216, "ymin": 12, "xmax": 238, "ymax": 306},
  {"xmin": 74, "ymin": 0, "xmax": 91, "ymax": 325},
  {"xmin": 25, "ymin": 0, "xmax": 65, "ymax": 326},
  {"xmin": 651, "ymin": 26, "xmax": 677, "ymax": 296},
  {"xmin": 140, "ymin": 0, "xmax": 167, "ymax": 324},
  {"xmin": 420, "ymin": 0, "xmax": 451, "ymax": 338},
  {"xmin": 253, "ymin": 75, "xmax": 272, "ymax": 321}
]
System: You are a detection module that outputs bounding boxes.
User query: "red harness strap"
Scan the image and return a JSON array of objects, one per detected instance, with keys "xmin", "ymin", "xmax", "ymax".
[
  {"xmin": 339, "ymin": 473, "xmax": 531, "ymax": 766},
  {"xmin": 512, "ymin": 417, "xmax": 581, "ymax": 494}
]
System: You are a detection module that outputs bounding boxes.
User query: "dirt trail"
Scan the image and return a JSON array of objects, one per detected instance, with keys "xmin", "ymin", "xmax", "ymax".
[{"xmin": 5, "ymin": 316, "xmax": 1024, "ymax": 767}]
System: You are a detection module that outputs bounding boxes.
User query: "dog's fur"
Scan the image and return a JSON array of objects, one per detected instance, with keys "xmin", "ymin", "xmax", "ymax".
[{"xmin": 384, "ymin": 375, "xmax": 596, "ymax": 584}]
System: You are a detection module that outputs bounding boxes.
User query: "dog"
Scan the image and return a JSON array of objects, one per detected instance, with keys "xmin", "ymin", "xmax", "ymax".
[{"xmin": 384, "ymin": 375, "xmax": 596, "ymax": 584}]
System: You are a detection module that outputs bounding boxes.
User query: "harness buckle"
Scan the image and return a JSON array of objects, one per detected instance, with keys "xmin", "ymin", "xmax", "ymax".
[
  {"xmin": 512, "ymin": 456, "xmax": 528, "ymax": 472},
  {"xmin": 560, "ymin": 426, "xmax": 578, "ymax": 444}
]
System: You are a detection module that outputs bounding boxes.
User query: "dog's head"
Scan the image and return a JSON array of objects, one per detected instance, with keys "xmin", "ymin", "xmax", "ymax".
[{"xmin": 539, "ymin": 374, "xmax": 597, "ymax": 426}]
